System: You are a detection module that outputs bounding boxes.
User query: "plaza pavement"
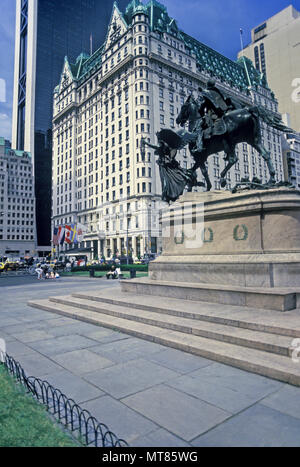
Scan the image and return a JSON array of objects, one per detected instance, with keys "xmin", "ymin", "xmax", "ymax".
[{"xmin": 1, "ymin": 275, "xmax": 300, "ymax": 447}]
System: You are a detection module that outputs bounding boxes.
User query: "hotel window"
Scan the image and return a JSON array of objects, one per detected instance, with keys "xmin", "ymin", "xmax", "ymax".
[
  {"xmin": 254, "ymin": 46, "xmax": 260, "ymax": 71},
  {"xmin": 260, "ymin": 43, "xmax": 266, "ymax": 76}
]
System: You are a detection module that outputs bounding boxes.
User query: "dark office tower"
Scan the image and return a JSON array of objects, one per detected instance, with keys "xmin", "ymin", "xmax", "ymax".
[{"xmin": 12, "ymin": 0, "xmax": 129, "ymax": 253}]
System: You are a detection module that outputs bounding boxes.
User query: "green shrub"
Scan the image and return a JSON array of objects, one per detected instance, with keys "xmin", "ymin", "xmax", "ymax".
[{"xmin": 72, "ymin": 263, "xmax": 149, "ymax": 273}]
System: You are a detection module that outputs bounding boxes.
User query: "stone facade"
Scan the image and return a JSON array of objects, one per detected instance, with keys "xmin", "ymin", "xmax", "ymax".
[
  {"xmin": 0, "ymin": 137, "xmax": 36, "ymax": 258},
  {"xmin": 238, "ymin": 5, "xmax": 300, "ymax": 133},
  {"xmin": 282, "ymin": 132, "xmax": 300, "ymax": 190},
  {"xmin": 52, "ymin": 0, "xmax": 285, "ymax": 260}
]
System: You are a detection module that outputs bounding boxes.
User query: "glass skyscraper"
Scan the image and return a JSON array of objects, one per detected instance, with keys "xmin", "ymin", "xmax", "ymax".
[{"xmin": 12, "ymin": 0, "xmax": 129, "ymax": 251}]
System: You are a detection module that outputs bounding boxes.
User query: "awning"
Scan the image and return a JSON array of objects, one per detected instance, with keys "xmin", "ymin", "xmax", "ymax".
[{"xmin": 63, "ymin": 247, "xmax": 91, "ymax": 256}]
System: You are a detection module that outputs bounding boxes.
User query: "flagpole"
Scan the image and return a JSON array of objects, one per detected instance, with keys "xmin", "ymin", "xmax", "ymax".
[{"xmin": 240, "ymin": 28, "xmax": 251, "ymax": 88}]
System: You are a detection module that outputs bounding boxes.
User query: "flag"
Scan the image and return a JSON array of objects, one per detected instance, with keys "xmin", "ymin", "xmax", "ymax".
[
  {"xmin": 90, "ymin": 33, "xmax": 93, "ymax": 55},
  {"xmin": 58, "ymin": 225, "xmax": 65, "ymax": 245},
  {"xmin": 53, "ymin": 227, "xmax": 59, "ymax": 246},
  {"xmin": 65, "ymin": 225, "xmax": 72, "ymax": 244},
  {"xmin": 77, "ymin": 223, "xmax": 88, "ymax": 243},
  {"xmin": 71, "ymin": 224, "xmax": 78, "ymax": 244},
  {"xmin": 65, "ymin": 224, "xmax": 77, "ymax": 244}
]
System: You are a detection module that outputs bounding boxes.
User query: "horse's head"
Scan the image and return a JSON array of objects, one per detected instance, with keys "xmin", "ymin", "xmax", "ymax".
[
  {"xmin": 176, "ymin": 95, "xmax": 200, "ymax": 130},
  {"xmin": 176, "ymin": 95, "xmax": 194, "ymax": 127}
]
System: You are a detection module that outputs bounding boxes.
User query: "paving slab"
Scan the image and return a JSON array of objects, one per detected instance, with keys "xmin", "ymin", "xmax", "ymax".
[
  {"xmin": 44, "ymin": 322, "xmax": 103, "ymax": 338},
  {"xmin": 6, "ymin": 340, "xmax": 37, "ymax": 358},
  {"xmin": 82, "ymin": 395, "xmax": 158, "ymax": 445},
  {"xmin": 192, "ymin": 404, "xmax": 300, "ymax": 447},
  {"xmin": 0, "ymin": 317, "xmax": 22, "ymax": 327},
  {"xmin": 83, "ymin": 359, "xmax": 180, "ymax": 399},
  {"xmin": 146, "ymin": 348, "xmax": 214, "ymax": 374},
  {"xmin": 166, "ymin": 374, "xmax": 266, "ymax": 414},
  {"xmin": 122, "ymin": 384, "xmax": 231, "ymax": 442},
  {"xmin": 81, "ymin": 328, "xmax": 127, "ymax": 343},
  {"xmin": 27, "ymin": 334, "xmax": 99, "ymax": 356},
  {"xmin": 51, "ymin": 349, "xmax": 114, "ymax": 375},
  {"xmin": 0, "ymin": 331, "xmax": 16, "ymax": 343},
  {"xmin": 261, "ymin": 384, "xmax": 300, "ymax": 419},
  {"xmin": 187, "ymin": 362, "xmax": 283, "ymax": 399},
  {"xmin": 10, "ymin": 311, "xmax": 59, "ymax": 323},
  {"xmin": 37, "ymin": 369, "xmax": 104, "ymax": 404},
  {"xmin": 1, "ymin": 321, "xmax": 51, "ymax": 335},
  {"xmin": 10, "ymin": 329, "xmax": 55, "ymax": 343},
  {"xmin": 89, "ymin": 337, "xmax": 165, "ymax": 364},
  {"xmin": 45, "ymin": 317, "xmax": 81, "ymax": 326},
  {"xmin": 132, "ymin": 428, "xmax": 191, "ymax": 447},
  {"xmin": 15, "ymin": 352, "xmax": 65, "ymax": 378}
]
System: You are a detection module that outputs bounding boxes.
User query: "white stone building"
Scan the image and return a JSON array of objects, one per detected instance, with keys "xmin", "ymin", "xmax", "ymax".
[
  {"xmin": 52, "ymin": 0, "xmax": 285, "ymax": 260},
  {"xmin": 282, "ymin": 132, "xmax": 300, "ymax": 190},
  {"xmin": 0, "ymin": 137, "xmax": 36, "ymax": 258},
  {"xmin": 238, "ymin": 5, "xmax": 300, "ymax": 133}
]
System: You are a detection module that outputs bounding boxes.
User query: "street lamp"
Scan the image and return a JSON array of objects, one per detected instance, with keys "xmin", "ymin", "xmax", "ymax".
[
  {"xmin": 126, "ymin": 210, "xmax": 132, "ymax": 265},
  {"xmin": 147, "ymin": 201, "xmax": 152, "ymax": 256}
]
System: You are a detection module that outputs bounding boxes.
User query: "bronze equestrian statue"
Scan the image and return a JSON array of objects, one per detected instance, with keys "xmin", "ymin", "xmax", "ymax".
[{"xmin": 142, "ymin": 80, "xmax": 293, "ymax": 203}]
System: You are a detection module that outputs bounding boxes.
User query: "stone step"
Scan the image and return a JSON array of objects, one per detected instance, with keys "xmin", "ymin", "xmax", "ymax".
[
  {"xmin": 72, "ymin": 290, "xmax": 300, "ymax": 338},
  {"xmin": 120, "ymin": 278, "xmax": 300, "ymax": 312},
  {"xmin": 48, "ymin": 295, "xmax": 294, "ymax": 357},
  {"xmin": 28, "ymin": 298, "xmax": 300, "ymax": 387}
]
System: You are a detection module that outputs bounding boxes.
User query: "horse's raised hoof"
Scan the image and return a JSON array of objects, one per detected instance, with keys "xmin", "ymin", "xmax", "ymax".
[{"xmin": 220, "ymin": 178, "xmax": 227, "ymax": 188}]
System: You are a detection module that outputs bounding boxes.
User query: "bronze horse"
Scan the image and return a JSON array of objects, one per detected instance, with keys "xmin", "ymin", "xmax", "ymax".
[{"xmin": 176, "ymin": 95, "xmax": 286, "ymax": 191}]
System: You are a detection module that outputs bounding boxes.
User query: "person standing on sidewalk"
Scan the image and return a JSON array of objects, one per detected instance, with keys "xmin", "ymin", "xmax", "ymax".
[{"xmin": 35, "ymin": 266, "xmax": 43, "ymax": 280}]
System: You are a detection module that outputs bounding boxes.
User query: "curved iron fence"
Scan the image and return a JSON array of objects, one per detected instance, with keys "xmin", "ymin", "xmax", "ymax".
[{"xmin": 2, "ymin": 353, "xmax": 129, "ymax": 447}]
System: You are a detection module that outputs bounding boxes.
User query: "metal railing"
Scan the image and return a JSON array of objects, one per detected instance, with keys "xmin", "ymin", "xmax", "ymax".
[{"xmin": 2, "ymin": 353, "xmax": 129, "ymax": 447}]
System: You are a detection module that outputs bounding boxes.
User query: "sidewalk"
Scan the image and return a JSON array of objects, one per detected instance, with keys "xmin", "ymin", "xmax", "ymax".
[{"xmin": 1, "ymin": 276, "xmax": 300, "ymax": 447}]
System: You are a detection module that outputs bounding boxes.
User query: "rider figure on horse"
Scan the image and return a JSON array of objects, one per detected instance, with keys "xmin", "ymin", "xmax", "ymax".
[{"xmin": 193, "ymin": 79, "xmax": 237, "ymax": 153}]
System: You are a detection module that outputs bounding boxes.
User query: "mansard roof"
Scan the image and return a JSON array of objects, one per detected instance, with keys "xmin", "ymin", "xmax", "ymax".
[
  {"xmin": 145, "ymin": 0, "xmax": 269, "ymax": 92},
  {"xmin": 56, "ymin": 0, "xmax": 270, "ymax": 93}
]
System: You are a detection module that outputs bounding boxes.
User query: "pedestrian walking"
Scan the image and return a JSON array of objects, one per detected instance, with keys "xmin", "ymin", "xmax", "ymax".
[{"xmin": 35, "ymin": 266, "xmax": 43, "ymax": 280}]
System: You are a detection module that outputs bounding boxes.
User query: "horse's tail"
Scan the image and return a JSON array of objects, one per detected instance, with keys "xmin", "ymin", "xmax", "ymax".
[{"xmin": 248, "ymin": 105, "xmax": 294, "ymax": 133}]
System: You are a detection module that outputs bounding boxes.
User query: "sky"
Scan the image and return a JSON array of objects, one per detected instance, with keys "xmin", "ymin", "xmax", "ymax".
[{"xmin": 0, "ymin": 0, "xmax": 299, "ymax": 141}]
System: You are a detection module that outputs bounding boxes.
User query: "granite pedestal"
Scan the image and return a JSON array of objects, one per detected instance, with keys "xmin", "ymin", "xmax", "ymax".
[{"xmin": 122, "ymin": 189, "xmax": 300, "ymax": 311}]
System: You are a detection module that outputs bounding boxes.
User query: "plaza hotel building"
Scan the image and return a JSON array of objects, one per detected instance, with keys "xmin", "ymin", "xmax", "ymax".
[{"xmin": 52, "ymin": 0, "xmax": 285, "ymax": 259}]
